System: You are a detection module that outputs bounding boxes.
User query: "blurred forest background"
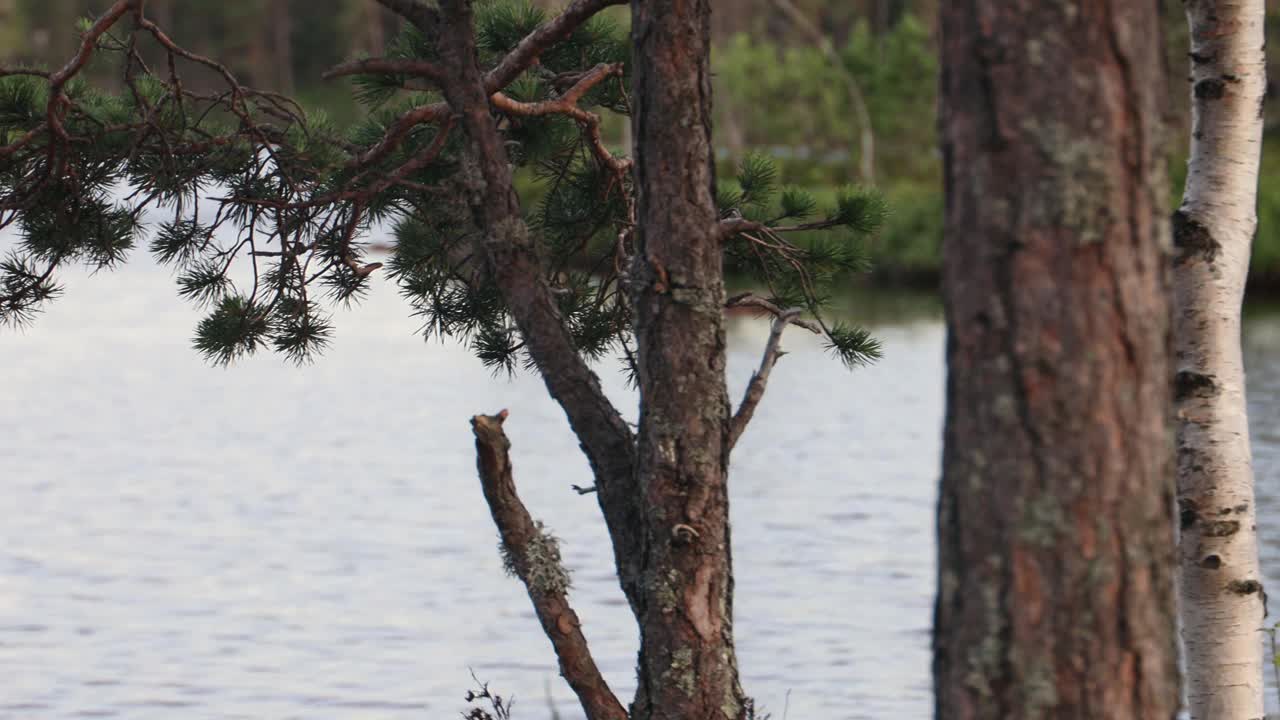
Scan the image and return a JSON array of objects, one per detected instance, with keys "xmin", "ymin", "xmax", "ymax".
[{"xmin": 3, "ymin": 0, "xmax": 1279, "ymax": 286}]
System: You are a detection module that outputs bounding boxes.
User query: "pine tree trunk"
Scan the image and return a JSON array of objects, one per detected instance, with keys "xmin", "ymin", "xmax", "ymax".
[
  {"xmin": 628, "ymin": 0, "xmax": 746, "ymax": 717},
  {"xmin": 933, "ymin": 3, "xmax": 1180, "ymax": 718},
  {"xmin": 1174, "ymin": 2, "xmax": 1268, "ymax": 717}
]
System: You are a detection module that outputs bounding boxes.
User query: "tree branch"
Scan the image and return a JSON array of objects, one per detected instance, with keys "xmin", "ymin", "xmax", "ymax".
[
  {"xmin": 490, "ymin": 62, "xmax": 630, "ymax": 174},
  {"xmin": 726, "ymin": 292, "xmax": 823, "ymax": 334},
  {"xmin": 435, "ymin": 0, "xmax": 642, "ymax": 609},
  {"xmin": 486, "ymin": 0, "xmax": 627, "ymax": 91},
  {"xmin": 728, "ymin": 308, "xmax": 801, "ymax": 450},
  {"xmin": 373, "ymin": 0, "xmax": 440, "ymax": 30},
  {"xmin": 348, "ymin": 103, "xmax": 452, "ymax": 168},
  {"xmin": 719, "ymin": 216, "xmax": 844, "ymax": 239},
  {"xmin": 470, "ymin": 411, "xmax": 628, "ymax": 720},
  {"xmin": 339, "ymin": 0, "xmax": 625, "ymax": 173},
  {"xmin": 322, "ymin": 57, "xmax": 447, "ymax": 83}
]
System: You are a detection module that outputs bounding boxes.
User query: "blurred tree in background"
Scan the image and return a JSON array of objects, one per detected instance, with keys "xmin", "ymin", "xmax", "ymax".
[{"xmin": 7, "ymin": 0, "xmax": 1278, "ymax": 284}]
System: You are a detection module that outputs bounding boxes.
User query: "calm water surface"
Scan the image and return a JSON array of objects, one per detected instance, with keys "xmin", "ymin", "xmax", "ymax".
[{"xmin": 0, "ymin": 259, "xmax": 1276, "ymax": 719}]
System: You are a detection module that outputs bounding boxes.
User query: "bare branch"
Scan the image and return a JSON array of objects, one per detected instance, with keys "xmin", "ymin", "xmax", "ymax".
[
  {"xmin": 435, "ymin": 0, "xmax": 641, "ymax": 608},
  {"xmin": 322, "ymin": 57, "xmax": 446, "ymax": 83},
  {"xmin": 729, "ymin": 308, "xmax": 802, "ymax": 450},
  {"xmin": 726, "ymin": 293, "xmax": 823, "ymax": 334},
  {"xmin": 48, "ymin": 0, "xmax": 136, "ymax": 90},
  {"xmin": 470, "ymin": 411, "xmax": 628, "ymax": 720}
]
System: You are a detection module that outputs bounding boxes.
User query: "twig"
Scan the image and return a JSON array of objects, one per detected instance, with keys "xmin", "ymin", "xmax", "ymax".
[
  {"xmin": 728, "ymin": 308, "xmax": 801, "ymax": 450},
  {"xmin": 726, "ymin": 293, "xmax": 823, "ymax": 334},
  {"xmin": 719, "ymin": 216, "xmax": 844, "ymax": 239},
  {"xmin": 470, "ymin": 411, "xmax": 628, "ymax": 720},
  {"xmin": 322, "ymin": 57, "xmax": 446, "ymax": 83}
]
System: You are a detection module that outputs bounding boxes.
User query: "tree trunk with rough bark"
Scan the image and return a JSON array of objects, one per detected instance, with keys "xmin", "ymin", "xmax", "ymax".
[
  {"xmin": 628, "ymin": 1, "xmax": 747, "ymax": 717},
  {"xmin": 933, "ymin": 2, "xmax": 1180, "ymax": 718},
  {"xmin": 1174, "ymin": 2, "xmax": 1268, "ymax": 717},
  {"xmin": 427, "ymin": 0, "xmax": 745, "ymax": 716}
]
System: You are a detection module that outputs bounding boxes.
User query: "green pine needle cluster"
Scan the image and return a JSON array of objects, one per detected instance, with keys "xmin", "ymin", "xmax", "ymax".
[
  {"xmin": 720, "ymin": 152, "xmax": 886, "ymax": 368},
  {"xmin": 0, "ymin": 0, "xmax": 885, "ymax": 376}
]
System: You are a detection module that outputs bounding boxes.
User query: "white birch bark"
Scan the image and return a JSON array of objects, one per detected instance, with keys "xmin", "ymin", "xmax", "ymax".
[{"xmin": 1174, "ymin": 2, "xmax": 1268, "ymax": 718}]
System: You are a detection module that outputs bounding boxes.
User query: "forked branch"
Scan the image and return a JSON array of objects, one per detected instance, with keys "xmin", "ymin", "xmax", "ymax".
[
  {"xmin": 729, "ymin": 308, "xmax": 802, "ymax": 450},
  {"xmin": 470, "ymin": 410, "xmax": 628, "ymax": 720}
]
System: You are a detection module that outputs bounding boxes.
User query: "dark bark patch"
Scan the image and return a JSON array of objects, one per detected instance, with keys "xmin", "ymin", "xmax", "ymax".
[
  {"xmin": 1203, "ymin": 520, "xmax": 1241, "ymax": 537},
  {"xmin": 1227, "ymin": 579, "xmax": 1263, "ymax": 595},
  {"xmin": 1172, "ymin": 210, "xmax": 1220, "ymax": 265},
  {"xmin": 1180, "ymin": 498, "xmax": 1198, "ymax": 530},
  {"xmin": 1194, "ymin": 78, "xmax": 1226, "ymax": 100},
  {"xmin": 1200, "ymin": 555, "xmax": 1222, "ymax": 569},
  {"xmin": 1188, "ymin": 51, "xmax": 1215, "ymax": 65},
  {"xmin": 1235, "ymin": 503, "xmax": 1250, "ymax": 513},
  {"xmin": 1173, "ymin": 370, "xmax": 1218, "ymax": 400}
]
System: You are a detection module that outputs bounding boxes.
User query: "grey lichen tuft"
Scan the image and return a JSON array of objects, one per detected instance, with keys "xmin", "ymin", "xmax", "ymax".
[{"xmin": 522, "ymin": 521, "xmax": 572, "ymax": 596}]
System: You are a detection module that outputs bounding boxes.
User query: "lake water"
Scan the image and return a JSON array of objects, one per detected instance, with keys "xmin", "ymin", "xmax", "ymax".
[{"xmin": 0, "ymin": 259, "xmax": 1276, "ymax": 719}]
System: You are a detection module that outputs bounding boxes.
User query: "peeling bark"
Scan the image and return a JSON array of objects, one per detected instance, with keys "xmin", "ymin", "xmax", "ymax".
[
  {"xmin": 934, "ymin": 2, "xmax": 1179, "ymax": 717},
  {"xmin": 1174, "ymin": 1, "xmax": 1269, "ymax": 717}
]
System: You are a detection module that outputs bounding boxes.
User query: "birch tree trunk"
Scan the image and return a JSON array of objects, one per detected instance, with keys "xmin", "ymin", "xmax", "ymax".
[
  {"xmin": 1174, "ymin": 2, "xmax": 1268, "ymax": 717},
  {"xmin": 934, "ymin": 2, "xmax": 1180, "ymax": 717}
]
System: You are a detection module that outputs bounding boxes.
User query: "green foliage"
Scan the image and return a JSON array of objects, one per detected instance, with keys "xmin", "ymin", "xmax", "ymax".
[
  {"xmin": 18, "ymin": 188, "xmax": 138, "ymax": 269},
  {"xmin": 350, "ymin": 25, "xmax": 442, "ymax": 108},
  {"xmin": 825, "ymin": 322, "xmax": 882, "ymax": 368},
  {"xmin": 0, "ymin": 76, "xmax": 47, "ymax": 128},
  {"xmin": 475, "ymin": 0, "xmax": 547, "ymax": 58},
  {"xmin": 270, "ymin": 298, "xmax": 334, "ymax": 364},
  {"xmin": 713, "ymin": 13, "xmax": 939, "ymax": 186},
  {"xmin": 0, "ymin": 0, "xmax": 882, "ymax": 378},
  {"xmin": 834, "ymin": 186, "xmax": 889, "ymax": 234},
  {"xmin": 149, "ymin": 220, "xmax": 209, "ymax": 267},
  {"xmin": 192, "ymin": 295, "xmax": 270, "ymax": 365},
  {"xmin": 719, "ymin": 153, "xmax": 885, "ymax": 368},
  {"xmin": 176, "ymin": 260, "xmax": 233, "ymax": 308}
]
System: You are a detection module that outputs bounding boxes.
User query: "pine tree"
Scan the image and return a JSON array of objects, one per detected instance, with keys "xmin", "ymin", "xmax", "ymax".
[
  {"xmin": 0, "ymin": 1, "xmax": 885, "ymax": 717},
  {"xmin": 933, "ymin": 2, "xmax": 1179, "ymax": 717}
]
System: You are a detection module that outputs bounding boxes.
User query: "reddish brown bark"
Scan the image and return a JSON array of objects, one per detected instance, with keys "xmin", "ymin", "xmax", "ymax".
[
  {"xmin": 428, "ymin": 0, "xmax": 646, "ymax": 616},
  {"xmin": 471, "ymin": 411, "xmax": 629, "ymax": 720},
  {"xmin": 934, "ymin": 2, "xmax": 1179, "ymax": 718},
  {"xmin": 628, "ymin": 0, "xmax": 746, "ymax": 717},
  {"xmin": 392, "ymin": 1, "xmax": 745, "ymax": 715}
]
